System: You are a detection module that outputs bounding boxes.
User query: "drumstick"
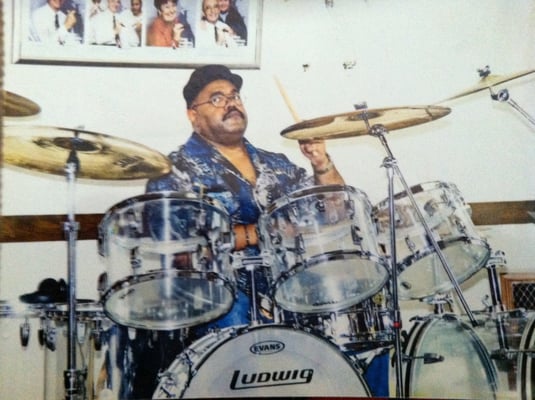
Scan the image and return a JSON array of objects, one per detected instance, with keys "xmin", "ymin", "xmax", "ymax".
[{"xmin": 273, "ymin": 75, "xmax": 302, "ymax": 122}]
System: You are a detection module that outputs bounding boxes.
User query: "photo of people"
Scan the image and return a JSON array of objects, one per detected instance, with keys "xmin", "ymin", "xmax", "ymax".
[
  {"xmin": 146, "ymin": 0, "xmax": 195, "ymax": 48},
  {"xmin": 29, "ymin": 0, "xmax": 84, "ymax": 45},
  {"xmin": 19, "ymin": 0, "xmax": 259, "ymax": 68}
]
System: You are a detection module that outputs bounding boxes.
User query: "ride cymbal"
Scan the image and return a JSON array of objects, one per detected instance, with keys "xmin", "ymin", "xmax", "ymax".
[
  {"xmin": 441, "ymin": 68, "xmax": 535, "ymax": 102},
  {"xmin": 2, "ymin": 90, "xmax": 42, "ymax": 117},
  {"xmin": 3, "ymin": 125, "xmax": 171, "ymax": 180},
  {"xmin": 280, "ymin": 105, "xmax": 451, "ymax": 140}
]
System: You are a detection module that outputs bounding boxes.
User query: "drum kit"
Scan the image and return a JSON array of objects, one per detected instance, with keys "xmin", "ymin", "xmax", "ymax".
[{"xmin": 1, "ymin": 66, "xmax": 535, "ymax": 399}]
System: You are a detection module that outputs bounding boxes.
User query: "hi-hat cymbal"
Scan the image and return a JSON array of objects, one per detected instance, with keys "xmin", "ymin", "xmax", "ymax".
[
  {"xmin": 442, "ymin": 68, "xmax": 535, "ymax": 102},
  {"xmin": 3, "ymin": 125, "xmax": 171, "ymax": 180},
  {"xmin": 3, "ymin": 90, "xmax": 42, "ymax": 117},
  {"xmin": 280, "ymin": 105, "xmax": 451, "ymax": 140}
]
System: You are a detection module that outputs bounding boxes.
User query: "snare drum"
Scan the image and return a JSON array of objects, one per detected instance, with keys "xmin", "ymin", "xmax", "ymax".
[
  {"xmin": 98, "ymin": 191, "xmax": 235, "ymax": 330},
  {"xmin": 404, "ymin": 314, "xmax": 498, "ymax": 399},
  {"xmin": 374, "ymin": 181, "xmax": 490, "ymax": 300},
  {"xmin": 291, "ymin": 291, "xmax": 393, "ymax": 352},
  {"xmin": 260, "ymin": 185, "xmax": 389, "ymax": 313},
  {"xmin": 152, "ymin": 324, "xmax": 371, "ymax": 398}
]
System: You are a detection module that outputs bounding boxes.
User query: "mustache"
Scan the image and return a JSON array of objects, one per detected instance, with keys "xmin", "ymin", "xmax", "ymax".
[{"xmin": 223, "ymin": 107, "xmax": 245, "ymax": 120}]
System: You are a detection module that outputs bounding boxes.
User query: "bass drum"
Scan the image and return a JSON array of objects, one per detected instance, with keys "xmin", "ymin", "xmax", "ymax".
[
  {"xmin": 518, "ymin": 313, "xmax": 535, "ymax": 400},
  {"xmin": 404, "ymin": 314, "xmax": 498, "ymax": 399},
  {"xmin": 469, "ymin": 309, "xmax": 531, "ymax": 399},
  {"xmin": 374, "ymin": 181, "xmax": 490, "ymax": 300},
  {"xmin": 152, "ymin": 324, "xmax": 371, "ymax": 398}
]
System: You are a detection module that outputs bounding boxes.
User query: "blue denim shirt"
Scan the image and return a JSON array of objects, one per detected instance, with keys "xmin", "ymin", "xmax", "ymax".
[{"xmin": 146, "ymin": 132, "xmax": 313, "ymax": 331}]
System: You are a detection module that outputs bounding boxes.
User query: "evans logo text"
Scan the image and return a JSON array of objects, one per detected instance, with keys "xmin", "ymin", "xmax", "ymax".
[{"xmin": 249, "ymin": 340, "xmax": 284, "ymax": 355}]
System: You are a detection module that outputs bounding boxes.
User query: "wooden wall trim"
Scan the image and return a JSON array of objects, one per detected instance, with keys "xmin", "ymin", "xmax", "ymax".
[{"xmin": 0, "ymin": 200, "xmax": 533, "ymax": 243}]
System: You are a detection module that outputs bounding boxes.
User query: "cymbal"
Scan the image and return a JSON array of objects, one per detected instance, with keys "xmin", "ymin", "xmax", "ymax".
[
  {"xmin": 3, "ymin": 125, "xmax": 171, "ymax": 180},
  {"xmin": 442, "ymin": 68, "xmax": 535, "ymax": 102},
  {"xmin": 3, "ymin": 90, "xmax": 41, "ymax": 117},
  {"xmin": 280, "ymin": 105, "xmax": 451, "ymax": 140}
]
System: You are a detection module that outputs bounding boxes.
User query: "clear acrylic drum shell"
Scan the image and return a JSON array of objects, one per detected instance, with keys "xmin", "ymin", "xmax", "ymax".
[
  {"xmin": 260, "ymin": 185, "xmax": 389, "ymax": 313},
  {"xmin": 469, "ymin": 310, "xmax": 531, "ymax": 397},
  {"xmin": 152, "ymin": 324, "xmax": 371, "ymax": 399},
  {"xmin": 0, "ymin": 302, "xmax": 43, "ymax": 400},
  {"xmin": 98, "ymin": 191, "xmax": 236, "ymax": 330},
  {"xmin": 42, "ymin": 301, "xmax": 108, "ymax": 400},
  {"xmin": 93, "ymin": 323, "xmax": 191, "ymax": 400},
  {"xmin": 290, "ymin": 292, "xmax": 394, "ymax": 352},
  {"xmin": 404, "ymin": 315, "xmax": 498, "ymax": 400},
  {"xmin": 374, "ymin": 181, "xmax": 491, "ymax": 300},
  {"xmin": 518, "ymin": 312, "xmax": 535, "ymax": 400}
]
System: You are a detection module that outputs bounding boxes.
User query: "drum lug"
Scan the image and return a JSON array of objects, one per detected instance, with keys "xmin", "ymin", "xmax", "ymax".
[
  {"xmin": 97, "ymin": 225, "xmax": 107, "ymax": 257},
  {"xmin": 346, "ymin": 198, "xmax": 355, "ymax": 219},
  {"xmin": 92, "ymin": 320, "xmax": 103, "ymax": 351},
  {"xmin": 38, "ymin": 328, "xmax": 45, "ymax": 347},
  {"xmin": 76, "ymin": 321, "xmax": 86, "ymax": 345},
  {"xmin": 351, "ymin": 225, "xmax": 363, "ymax": 246},
  {"xmin": 454, "ymin": 217, "xmax": 467, "ymax": 235},
  {"xmin": 271, "ymin": 232, "xmax": 282, "ymax": 246},
  {"xmin": 97, "ymin": 272, "xmax": 108, "ymax": 297},
  {"xmin": 45, "ymin": 325, "xmax": 57, "ymax": 351},
  {"xmin": 294, "ymin": 234, "xmax": 305, "ymax": 255},
  {"xmin": 404, "ymin": 236, "xmax": 417, "ymax": 253},
  {"xmin": 130, "ymin": 247, "xmax": 143, "ymax": 270},
  {"xmin": 19, "ymin": 319, "xmax": 31, "ymax": 347},
  {"xmin": 314, "ymin": 199, "xmax": 325, "ymax": 212}
]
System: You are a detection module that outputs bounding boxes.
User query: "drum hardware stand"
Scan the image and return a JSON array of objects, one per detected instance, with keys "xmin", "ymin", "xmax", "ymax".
[
  {"xmin": 424, "ymin": 293, "xmax": 455, "ymax": 315},
  {"xmin": 482, "ymin": 251, "xmax": 533, "ymax": 361},
  {"xmin": 370, "ymin": 124, "xmax": 478, "ymax": 324},
  {"xmin": 232, "ymin": 252, "xmax": 273, "ymax": 326},
  {"xmin": 485, "ymin": 250, "xmax": 507, "ymax": 315},
  {"xmin": 489, "ymin": 87, "xmax": 535, "ymax": 127},
  {"xmin": 475, "ymin": 66, "xmax": 535, "ymax": 128},
  {"xmin": 366, "ymin": 121, "xmax": 480, "ymax": 397},
  {"xmin": 62, "ymin": 141, "xmax": 87, "ymax": 400}
]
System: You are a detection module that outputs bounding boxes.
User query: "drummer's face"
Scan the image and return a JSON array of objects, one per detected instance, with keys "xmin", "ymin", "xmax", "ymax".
[{"xmin": 187, "ymin": 80, "xmax": 248, "ymax": 147}]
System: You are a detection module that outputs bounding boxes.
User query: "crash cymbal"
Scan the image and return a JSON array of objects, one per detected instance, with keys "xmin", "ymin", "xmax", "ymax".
[
  {"xmin": 3, "ymin": 125, "xmax": 171, "ymax": 180},
  {"xmin": 281, "ymin": 105, "xmax": 451, "ymax": 140},
  {"xmin": 442, "ymin": 68, "xmax": 535, "ymax": 102},
  {"xmin": 2, "ymin": 90, "xmax": 41, "ymax": 117}
]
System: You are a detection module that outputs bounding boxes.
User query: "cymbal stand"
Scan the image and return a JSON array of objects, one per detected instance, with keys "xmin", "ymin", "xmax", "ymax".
[
  {"xmin": 63, "ymin": 143, "xmax": 86, "ymax": 400},
  {"xmin": 368, "ymin": 123, "xmax": 479, "ymax": 397},
  {"xmin": 489, "ymin": 87, "xmax": 535, "ymax": 127}
]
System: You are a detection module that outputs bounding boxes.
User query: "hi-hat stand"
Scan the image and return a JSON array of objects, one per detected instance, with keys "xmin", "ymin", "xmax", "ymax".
[
  {"xmin": 63, "ymin": 140, "xmax": 87, "ymax": 400},
  {"xmin": 364, "ymin": 120, "xmax": 479, "ymax": 398}
]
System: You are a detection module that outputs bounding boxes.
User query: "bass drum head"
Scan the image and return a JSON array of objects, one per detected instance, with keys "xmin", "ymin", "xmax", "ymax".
[
  {"xmin": 153, "ymin": 324, "xmax": 371, "ymax": 398},
  {"xmin": 404, "ymin": 315, "xmax": 498, "ymax": 400},
  {"xmin": 518, "ymin": 313, "xmax": 535, "ymax": 400}
]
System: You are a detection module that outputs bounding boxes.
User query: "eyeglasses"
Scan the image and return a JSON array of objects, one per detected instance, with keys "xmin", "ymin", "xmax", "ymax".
[{"xmin": 191, "ymin": 93, "xmax": 242, "ymax": 109}]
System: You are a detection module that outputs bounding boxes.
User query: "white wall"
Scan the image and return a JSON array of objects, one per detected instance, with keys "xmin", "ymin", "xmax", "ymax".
[{"xmin": 1, "ymin": 1, "xmax": 535, "ymax": 398}]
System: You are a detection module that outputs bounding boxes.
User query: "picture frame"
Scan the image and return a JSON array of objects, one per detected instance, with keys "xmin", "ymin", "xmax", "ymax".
[{"xmin": 12, "ymin": 0, "xmax": 263, "ymax": 69}]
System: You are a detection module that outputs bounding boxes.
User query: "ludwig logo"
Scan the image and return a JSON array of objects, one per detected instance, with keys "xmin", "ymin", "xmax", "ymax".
[
  {"xmin": 249, "ymin": 340, "xmax": 284, "ymax": 355},
  {"xmin": 230, "ymin": 368, "xmax": 314, "ymax": 390}
]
